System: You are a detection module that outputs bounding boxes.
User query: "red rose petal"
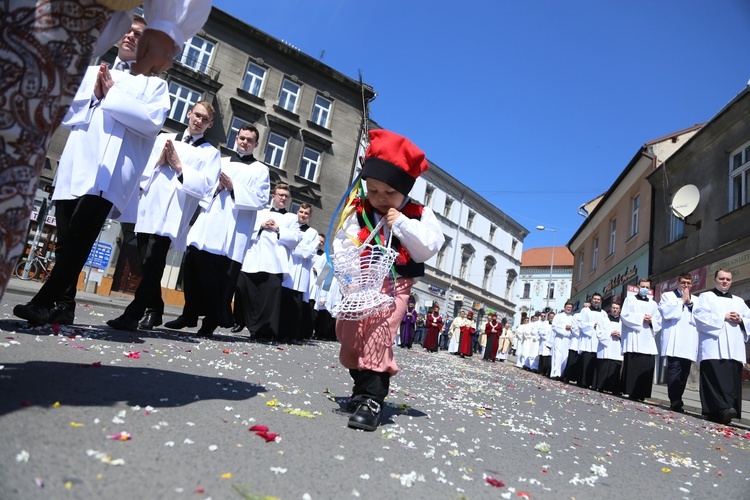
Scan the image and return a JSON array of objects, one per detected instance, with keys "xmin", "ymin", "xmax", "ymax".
[
  {"xmin": 256, "ymin": 431, "xmax": 278, "ymax": 442},
  {"xmin": 486, "ymin": 478, "xmax": 505, "ymax": 488},
  {"xmin": 249, "ymin": 425, "xmax": 269, "ymax": 432}
]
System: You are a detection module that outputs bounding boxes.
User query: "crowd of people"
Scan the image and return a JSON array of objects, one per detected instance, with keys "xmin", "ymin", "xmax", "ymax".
[{"xmin": 392, "ymin": 272, "xmax": 748, "ymax": 426}]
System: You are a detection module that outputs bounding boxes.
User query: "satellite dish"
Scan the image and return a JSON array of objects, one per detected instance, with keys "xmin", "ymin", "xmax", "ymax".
[{"xmin": 671, "ymin": 185, "xmax": 700, "ymax": 219}]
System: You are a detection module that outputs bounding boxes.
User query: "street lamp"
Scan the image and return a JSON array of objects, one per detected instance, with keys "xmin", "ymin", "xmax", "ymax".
[{"xmin": 536, "ymin": 226, "xmax": 556, "ymax": 311}]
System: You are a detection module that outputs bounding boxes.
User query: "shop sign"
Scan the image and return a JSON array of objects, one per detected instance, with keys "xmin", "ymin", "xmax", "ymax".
[
  {"xmin": 708, "ymin": 249, "xmax": 750, "ymax": 282},
  {"xmin": 655, "ymin": 267, "xmax": 707, "ymax": 301},
  {"xmin": 30, "ymin": 211, "xmax": 56, "ymax": 226},
  {"xmin": 428, "ymin": 285, "xmax": 446, "ymax": 296},
  {"xmin": 602, "ymin": 265, "xmax": 638, "ymax": 295}
]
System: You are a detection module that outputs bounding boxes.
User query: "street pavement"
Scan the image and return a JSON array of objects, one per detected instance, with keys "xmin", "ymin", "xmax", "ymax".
[{"xmin": 1, "ymin": 280, "xmax": 749, "ymax": 499}]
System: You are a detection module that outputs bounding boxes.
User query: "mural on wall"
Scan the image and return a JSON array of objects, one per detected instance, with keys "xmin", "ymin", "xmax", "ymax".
[
  {"xmin": 535, "ymin": 280, "xmax": 543, "ymax": 296},
  {"xmin": 559, "ymin": 280, "xmax": 568, "ymax": 299}
]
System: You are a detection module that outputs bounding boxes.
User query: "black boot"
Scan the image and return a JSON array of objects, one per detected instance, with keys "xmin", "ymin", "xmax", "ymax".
[
  {"xmin": 139, "ymin": 311, "xmax": 163, "ymax": 330},
  {"xmin": 348, "ymin": 398, "xmax": 382, "ymax": 431}
]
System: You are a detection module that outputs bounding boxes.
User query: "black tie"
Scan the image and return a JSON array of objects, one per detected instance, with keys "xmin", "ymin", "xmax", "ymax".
[
  {"xmin": 184, "ymin": 135, "xmax": 193, "ymax": 145},
  {"xmin": 113, "ymin": 60, "xmax": 130, "ymax": 73}
]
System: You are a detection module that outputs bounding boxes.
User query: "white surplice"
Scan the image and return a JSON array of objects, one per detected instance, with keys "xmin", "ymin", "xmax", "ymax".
[
  {"xmin": 133, "ymin": 133, "xmax": 221, "ymax": 251},
  {"xmin": 285, "ymin": 225, "xmax": 320, "ymax": 297},
  {"xmin": 597, "ymin": 317, "xmax": 623, "ymax": 361},
  {"xmin": 658, "ymin": 290, "xmax": 699, "ymax": 361},
  {"xmin": 620, "ymin": 295, "xmax": 662, "ymax": 355},
  {"xmin": 52, "ymin": 66, "xmax": 170, "ymax": 213},
  {"xmin": 550, "ymin": 312, "xmax": 574, "ymax": 378},
  {"xmin": 187, "ymin": 155, "xmax": 270, "ymax": 262},
  {"xmin": 241, "ymin": 209, "xmax": 302, "ymax": 277},
  {"xmin": 578, "ymin": 307, "xmax": 608, "ymax": 354},
  {"xmin": 694, "ymin": 291, "xmax": 750, "ymax": 363}
]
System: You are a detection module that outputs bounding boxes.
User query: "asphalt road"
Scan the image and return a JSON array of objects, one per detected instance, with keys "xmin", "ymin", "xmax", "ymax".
[{"xmin": 1, "ymin": 288, "xmax": 749, "ymax": 500}]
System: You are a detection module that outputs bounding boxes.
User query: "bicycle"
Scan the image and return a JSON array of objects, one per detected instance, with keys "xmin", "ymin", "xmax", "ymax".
[{"xmin": 14, "ymin": 249, "xmax": 54, "ymax": 282}]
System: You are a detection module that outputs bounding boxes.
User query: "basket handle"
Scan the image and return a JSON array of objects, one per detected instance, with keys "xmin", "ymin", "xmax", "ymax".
[{"xmin": 359, "ymin": 216, "xmax": 387, "ymax": 248}]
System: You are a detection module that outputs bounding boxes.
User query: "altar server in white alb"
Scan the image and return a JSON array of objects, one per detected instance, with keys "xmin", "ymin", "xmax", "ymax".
[
  {"xmin": 578, "ymin": 294, "xmax": 607, "ymax": 389},
  {"xmin": 593, "ymin": 302, "xmax": 623, "ymax": 394},
  {"xmin": 620, "ymin": 278, "xmax": 662, "ymax": 402},
  {"xmin": 232, "ymin": 183, "xmax": 302, "ymax": 341},
  {"xmin": 658, "ymin": 272, "xmax": 699, "ymax": 413},
  {"xmin": 167, "ymin": 124, "xmax": 270, "ymax": 338},
  {"xmin": 13, "ymin": 15, "xmax": 170, "ymax": 327},
  {"xmin": 281, "ymin": 203, "xmax": 319, "ymax": 343},
  {"xmin": 563, "ymin": 307, "xmax": 585, "ymax": 384},
  {"xmin": 694, "ymin": 269, "xmax": 750, "ymax": 425},
  {"xmin": 550, "ymin": 302, "xmax": 574, "ymax": 379},
  {"xmin": 0, "ymin": 0, "xmax": 212, "ymax": 304},
  {"xmin": 108, "ymin": 101, "xmax": 221, "ymax": 331}
]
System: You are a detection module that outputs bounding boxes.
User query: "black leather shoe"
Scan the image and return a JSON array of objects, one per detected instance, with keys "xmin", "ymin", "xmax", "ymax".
[
  {"xmin": 230, "ymin": 324, "xmax": 245, "ymax": 333},
  {"xmin": 139, "ymin": 311, "xmax": 163, "ymax": 330},
  {"xmin": 164, "ymin": 316, "xmax": 197, "ymax": 329},
  {"xmin": 720, "ymin": 408, "xmax": 737, "ymax": 425},
  {"xmin": 13, "ymin": 302, "xmax": 50, "ymax": 326},
  {"xmin": 48, "ymin": 304, "xmax": 75, "ymax": 325},
  {"xmin": 107, "ymin": 315, "xmax": 139, "ymax": 331},
  {"xmin": 347, "ymin": 398, "xmax": 382, "ymax": 431},
  {"xmin": 670, "ymin": 400, "xmax": 685, "ymax": 413},
  {"xmin": 196, "ymin": 324, "xmax": 215, "ymax": 338}
]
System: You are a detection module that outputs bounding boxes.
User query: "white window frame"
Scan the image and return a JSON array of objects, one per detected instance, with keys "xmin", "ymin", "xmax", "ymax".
[
  {"xmin": 548, "ymin": 282, "xmax": 555, "ymax": 299},
  {"xmin": 177, "ymin": 35, "xmax": 214, "ymax": 73},
  {"xmin": 436, "ymin": 237, "xmax": 450, "ymax": 270},
  {"xmin": 424, "ymin": 185, "xmax": 434, "ymax": 206},
  {"xmin": 242, "ymin": 61, "xmax": 266, "ymax": 96},
  {"xmin": 467, "ymin": 211, "xmax": 475, "ymax": 231},
  {"xmin": 264, "ymin": 132, "xmax": 287, "ymax": 168},
  {"xmin": 482, "ymin": 257, "xmax": 495, "ymax": 290},
  {"xmin": 298, "ymin": 146, "xmax": 321, "ymax": 181},
  {"xmin": 279, "ymin": 78, "xmax": 301, "ymax": 113},
  {"xmin": 522, "ymin": 282, "xmax": 531, "ymax": 299},
  {"xmin": 168, "ymin": 82, "xmax": 201, "ymax": 124},
  {"xmin": 311, "ymin": 94, "xmax": 332, "ymax": 127},
  {"xmin": 592, "ymin": 237, "xmax": 599, "ymax": 270},
  {"xmin": 444, "ymin": 198, "xmax": 453, "ymax": 218},
  {"xmin": 608, "ymin": 218, "xmax": 616, "ymax": 256},
  {"xmin": 227, "ymin": 117, "xmax": 251, "ymax": 151},
  {"xmin": 630, "ymin": 195, "xmax": 640, "ymax": 237},
  {"xmin": 730, "ymin": 140, "xmax": 750, "ymax": 211}
]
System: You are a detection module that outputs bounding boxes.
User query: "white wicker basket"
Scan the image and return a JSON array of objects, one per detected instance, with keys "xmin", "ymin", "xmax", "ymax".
[{"xmin": 332, "ymin": 218, "xmax": 397, "ymax": 321}]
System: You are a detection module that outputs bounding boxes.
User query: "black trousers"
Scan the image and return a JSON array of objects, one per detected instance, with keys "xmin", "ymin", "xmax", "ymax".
[
  {"xmin": 234, "ymin": 271, "xmax": 282, "ymax": 339},
  {"xmin": 563, "ymin": 349, "xmax": 580, "ymax": 383},
  {"xmin": 666, "ymin": 356, "xmax": 693, "ymax": 405},
  {"xmin": 621, "ymin": 352, "xmax": 655, "ymax": 399},
  {"xmin": 280, "ymin": 286, "xmax": 303, "ymax": 342},
  {"xmin": 182, "ymin": 246, "xmax": 236, "ymax": 329},
  {"xmin": 33, "ymin": 195, "xmax": 113, "ymax": 309},
  {"xmin": 313, "ymin": 309, "xmax": 336, "ymax": 340},
  {"xmin": 123, "ymin": 233, "xmax": 171, "ymax": 320},
  {"xmin": 699, "ymin": 358, "xmax": 742, "ymax": 417},
  {"xmin": 578, "ymin": 351, "xmax": 597, "ymax": 388},
  {"xmin": 349, "ymin": 369, "xmax": 390, "ymax": 405}
]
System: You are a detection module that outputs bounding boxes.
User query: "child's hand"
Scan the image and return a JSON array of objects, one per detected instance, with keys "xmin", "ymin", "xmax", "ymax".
[{"xmin": 386, "ymin": 208, "xmax": 402, "ymax": 228}]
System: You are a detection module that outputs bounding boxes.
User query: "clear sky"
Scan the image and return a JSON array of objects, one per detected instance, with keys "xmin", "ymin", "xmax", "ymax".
[{"xmin": 212, "ymin": 0, "xmax": 750, "ymax": 251}]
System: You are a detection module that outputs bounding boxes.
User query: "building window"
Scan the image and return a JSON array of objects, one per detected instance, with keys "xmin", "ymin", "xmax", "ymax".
[
  {"xmin": 482, "ymin": 257, "xmax": 496, "ymax": 290},
  {"xmin": 264, "ymin": 132, "xmax": 287, "ymax": 168},
  {"xmin": 298, "ymin": 146, "xmax": 321, "ymax": 181},
  {"xmin": 467, "ymin": 211, "xmax": 475, "ymax": 231},
  {"xmin": 459, "ymin": 245, "xmax": 473, "ymax": 280},
  {"xmin": 242, "ymin": 61, "xmax": 266, "ymax": 96},
  {"xmin": 608, "ymin": 218, "xmax": 616, "ymax": 256},
  {"xmin": 522, "ymin": 283, "xmax": 531, "ymax": 299},
  {"xmin": 443, "ymin": 197, "xmax": 453, "ymax": 218},
  {"xmin": 578, "ymin": 252, "xmax": 584, "ymax": 282},
  {"xmin": 592, "ymin": 237, "xmax": 599, "ymax": 270},
  {"xmin": 730, "ymin": 140, "xmax": 750, "ymax": 210},
  {"xmin": 311, "ymin": 94, "xmax": 332, "ymax": 127},
  {"xmin": 176, "ymin": 36, "xmax": 214, "ymax": 73},
  {"xmin": 279, "ymin": 78, "xmax": 301, "ymax": 113},
  {"xmin": 548, "ymin": 282, "xmax": 555, "ymax": 299},
  {"xmin": 669, "ymin": 213, "xmax": 685, "ymax": 243},
  {"xmin": 226, "ymin": 117, "xmax": 251, "ymax": 149},
  {"xmin": 167, "ymin": 82, "xmax": 201, "ymax": 123},
  {"xmin": 436, "ymin": 237, "xmax": 450, "ymax": 270},
  {"xmin": 489, "ymin": 225, "xmax": 496, "ymax": 243},
  {"xmin": 424, "ymin": 185, "xmax": 434, "ymax": 206},
  {"xmin": 630, "ymin": 195, "xmax": 640, "ymax": 237}
]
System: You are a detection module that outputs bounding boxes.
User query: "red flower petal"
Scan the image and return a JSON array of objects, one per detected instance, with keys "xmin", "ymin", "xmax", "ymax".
[
  {"xmin": 486, "ymin": 478, "xmax": 505, "ymax": 488},
  {"xmin": 249, "ymin": 425, "xmax": 269, "ymax": 432},
  {"xmin": 518, "ymin": 492, "xmax": 531, "ymax": 499},
  {"xmin": 256, "ymin": 431, "xmax": 278, "ymax": 442}
]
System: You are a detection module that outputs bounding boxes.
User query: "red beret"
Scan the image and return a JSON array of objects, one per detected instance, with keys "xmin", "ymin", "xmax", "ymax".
[{"xmin": 361, "ymin": 129, "xmax": 429, "ymax": 196}]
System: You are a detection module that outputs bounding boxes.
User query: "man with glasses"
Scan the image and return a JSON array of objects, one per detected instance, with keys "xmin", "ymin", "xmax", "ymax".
[
  {"xmin": 232, "ymin": 184, "xmax": 302, "ymax": 341},
  {"xmin": 659, "ymin": 273, "xmax": 699, "ymax": 412},
  {"xmin": 694, "ymin": 269, "xmax": 750, "ymax": 425}
]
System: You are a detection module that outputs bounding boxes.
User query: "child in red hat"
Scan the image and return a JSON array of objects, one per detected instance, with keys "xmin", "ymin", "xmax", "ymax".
[{"xmin": 333, "ymin": 129, "xmax": 445, "ymax": 431}]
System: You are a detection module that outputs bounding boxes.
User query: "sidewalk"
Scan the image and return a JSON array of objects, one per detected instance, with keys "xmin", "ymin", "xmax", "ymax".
[{"xmin": 5, "ymin": 277, "xmax": 749, "ymax": 426}]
